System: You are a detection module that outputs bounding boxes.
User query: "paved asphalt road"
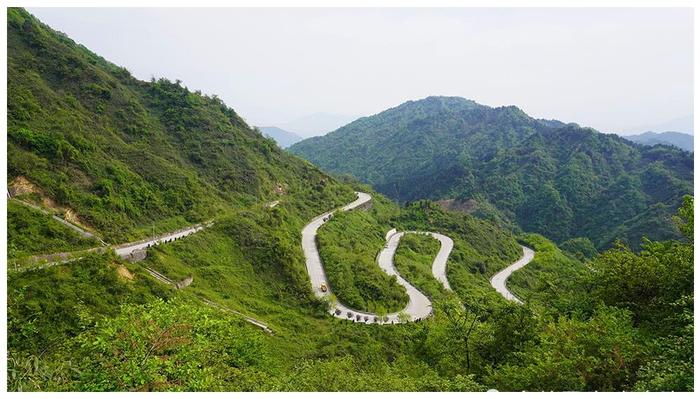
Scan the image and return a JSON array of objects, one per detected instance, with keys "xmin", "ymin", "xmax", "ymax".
[
  {"xmin": 302, "ymin": 192, "xmax": 450, "ymax": 324},
  {"xmin": 113, "ymin": 222, "xmax": 212, "ymax": 258},
  {"xmin": 489, "ymin": 245, "xmax": 536, "ymax": 304},
  {"xmin": 376, "ymin": 231, "xmax": 433, "ymax": 321},
  {"xmin": 427, "ymin": 232, "xmax": 454, "ymax": 291}
]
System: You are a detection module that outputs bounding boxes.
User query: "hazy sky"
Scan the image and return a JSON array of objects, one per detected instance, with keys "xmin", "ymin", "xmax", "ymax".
[{"xmin": 29, "ymin": 7, "xmax": 693, "ymax": 135}]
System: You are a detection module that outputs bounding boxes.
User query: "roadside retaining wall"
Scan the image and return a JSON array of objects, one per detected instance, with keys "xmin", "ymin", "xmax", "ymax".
[{"xmin": 122, "ymin": 249, "xmax": 148, "ymax": 262}]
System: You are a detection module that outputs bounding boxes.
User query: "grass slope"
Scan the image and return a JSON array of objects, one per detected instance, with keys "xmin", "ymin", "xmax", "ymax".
[
  {"xmin": 393, "ymin": 233, "xmax": 446, "ymax": 300},
  {"xmin": 507, "ymin": 233, "xmax": 592, "ymax": 313},
  {"xmin": 8, "ymin": 200, "xmax": 99, "ymax": 259},
  {"xmin": 7, "ymin": 8, "xmax": 692, "ymax": 393}
]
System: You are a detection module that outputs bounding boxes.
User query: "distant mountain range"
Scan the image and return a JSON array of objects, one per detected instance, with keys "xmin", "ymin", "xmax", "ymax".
[
  {"xmin": 276, "ymin": 112, "xmax": 360, "ymax": 138},
  {"xmin": 623, "ymin": 115, "xmax": 693, "ymax": 136},
  {"xmin": 290, "ymin": 96, "xmax": 693, "ymax": 249},
  {"xmin": 7, "ymin": 9, "xmax": 694, "ymax": 393},
  {"xmin": 623, "ymin": 131, "xmax": 693, "ymax": 152},
  {"xmin": 258, "ymin": 126, "xmax": 304, "ymax": 148}
]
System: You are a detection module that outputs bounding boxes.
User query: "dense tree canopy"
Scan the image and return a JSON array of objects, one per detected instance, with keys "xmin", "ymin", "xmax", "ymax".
[
  {"xmin": 7, "ymin": 7, "xmax": 354, "ymax": 242},
  {"xmin": 290, "ymin": 97, "xmax": 693, "ymax": 249},
  {"xmin": 6, "ymin": 7, "xmax": 694, "ymax": 393}
]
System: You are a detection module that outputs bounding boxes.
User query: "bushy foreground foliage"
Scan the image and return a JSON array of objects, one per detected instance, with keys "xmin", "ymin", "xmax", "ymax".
[
  {"xmin": 6, "ymin": 7, "xmax": 693, "ymax": 392},
  {"xmin": 7, "ymin": 197, "xmax": 693, "ymax": 391}
]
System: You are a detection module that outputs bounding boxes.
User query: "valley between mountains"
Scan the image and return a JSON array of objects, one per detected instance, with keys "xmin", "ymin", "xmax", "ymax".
[
  {"xmin": 6, "ymin": 7, "xmax": 694, "ymax": 392},
  {"xmin": 303, "ymin": 191, "xmax": 533, "ymax": 323}
]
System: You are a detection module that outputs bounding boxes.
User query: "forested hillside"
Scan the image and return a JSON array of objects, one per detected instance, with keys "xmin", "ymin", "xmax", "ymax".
[
  {"xmin": 8, "ymin": 8, "xmax": 354, "ymax": 242},
  {"xmin": 290, "ymin": 96, "xmax": 693, "ymax": 248},
  {"xmin": 6, "ymin": 8, "xmax": 694, "ymax": 393}
]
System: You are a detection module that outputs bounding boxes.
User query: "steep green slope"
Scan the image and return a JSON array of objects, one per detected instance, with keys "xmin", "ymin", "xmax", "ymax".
[
  {"xmin": 393, "ymin": 234, "xmax": 444, "ymax": 300},
  {"xmin": 7, "ymin": 8, "xmax": 693, "ymax": 393},
  {"xmin": 8, "ymin": 253, "xmax": 171, "ymax": 357},
  {"xmin": 291, "ymin": 96, "xmax": 543, "ymax": 196},
  {"xmin": 289, "ymin": 97, "xmax": 693, "ymax": 249},
  {"xmin": 475, "ymin": 125, "xmax": 692, "ymax": 246},
  {"xmin": 8, "ymin": 8, "xmax": 354, "ymax": 242},
  {"xmin": 507, "ymin": 233, "xmax": 591, "ymax": 313},
  {"xmin": 8, "ymin": 200, "xmax": 99, "ymax": 258}
]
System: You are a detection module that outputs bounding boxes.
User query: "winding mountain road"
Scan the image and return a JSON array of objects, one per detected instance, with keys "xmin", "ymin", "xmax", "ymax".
[
  {"xmin": 489, "ymin": 245, "xmax": 535, "ymax": 304},
  {"xmin": 18, "ymin": 186, "xmax": 533, "ymax": 331},
  {"xmin": 375, "ymin": 231, "xmax": 433, "ymax": 321},
  {"xmin": 427, "ymin": 232, "xmax": 455, "ymax": 291},
  {"xmin": 302, "ymin": 192, "xmax": 453, "ymax": 323},
  {"xmin": 302, "ymin": 193, "xmax": 537, "ymax": 324}
]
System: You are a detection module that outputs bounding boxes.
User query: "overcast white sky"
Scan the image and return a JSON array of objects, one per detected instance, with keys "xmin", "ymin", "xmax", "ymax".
[{"xmin": 28, "ymin": 7, "xmax": 693, "ymax": 135}]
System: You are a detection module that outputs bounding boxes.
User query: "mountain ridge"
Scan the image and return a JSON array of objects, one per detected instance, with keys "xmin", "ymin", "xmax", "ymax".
[
  {"xmin": 257, "ymin": 126, "xmax": 304, "ymax": 148},
  {"xmin": 622, "ymin": 131, "xmax": 693, "ymax": 152},
  {"xmin": 8, "ymin": 7, "xmax": 357, "ymax": 242},
  {"xmin": 6, "ymin": 8, "xmax": 694, "ymax": 393},
  {"xmin": 289, "ymin": 96, "xmax": 693, "ymax": 248}
]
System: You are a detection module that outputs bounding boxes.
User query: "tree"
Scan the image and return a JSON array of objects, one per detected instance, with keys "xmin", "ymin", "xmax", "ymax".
[
  {"xmin": 589, "ymin": 197, "xmax": 693, "ymax": 327},
  {"xmin": 397, "ymin": 311, "xmax": 411, "ymax": 323},
  {"xmin": 674, "ymin": 195, "xmax": 693, "ymax": 241},
  {"xmin": 488, "ymin": 306, "xmax": 642, "ymax": 391},
  {"xmin": 634, "ymin": 295, "xmax": 693, "ymax": 392},
  {"xmin": 438, "ymin": 298, "xmax": 488, "ymax": 373}
]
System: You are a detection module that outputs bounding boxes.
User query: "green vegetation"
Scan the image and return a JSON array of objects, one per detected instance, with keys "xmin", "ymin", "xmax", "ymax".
[
  {"xmin": 6, "ymin": 8, "xmax": 694, "ymax": 393},
  {"xmin": 140, "ymin": 204, "xmax": 336, "ymax": 324},
  {"xmin": 7, "ymin": 179, "xmax": 694, "ymax": 392},
  {"xmin": 8, "ymin": 253, "xmax": 170, "ymax": 357},
  {"xmin": 395, "ymin": 201, "xmax": 522, "ymax": 304},
  {"xmin": 9, "ymin": 296, "xmax": 488, "ymax": 391},
  {"xmin": 490, "ymin": 196, "xmax": 694, "ymax": 391},
  {"xmin": 507, "ymin": 233, "xmax": 591, "ymax": 313},
  {"xmin": 317, "ymin": 195, "xmax": 407, "ymax": 313},
  {"xmin": 290, "ymin": 96, "xmax": 693, "ymax": 249},
  {"xmin": 8, "ymin": 200, "xmax": 99, "ymax": 259},
  {"xmin": 393, "ymin": 233, "xmax": 445, "ymax": 300},
  {"xmin": 9, "ymin": 296, "xmax": 272, "ymax": 391},
  {"xmin": 315, "ymin": 198, "xmax": 523, "ymax": 313},
  {"xmin": 559, "ymin": 236, "xmax": 598, "ymax": 261},
  {"xmin": 487, "ymin": 305, "xmax": 642, "ymax": 391},
  {"xmin": 8, "ymin": 7, "xmax": 354, "ymax": 242},
  {"xmin": 6, "ymin": 193, "xmax": 514, "ymax": 391}
]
